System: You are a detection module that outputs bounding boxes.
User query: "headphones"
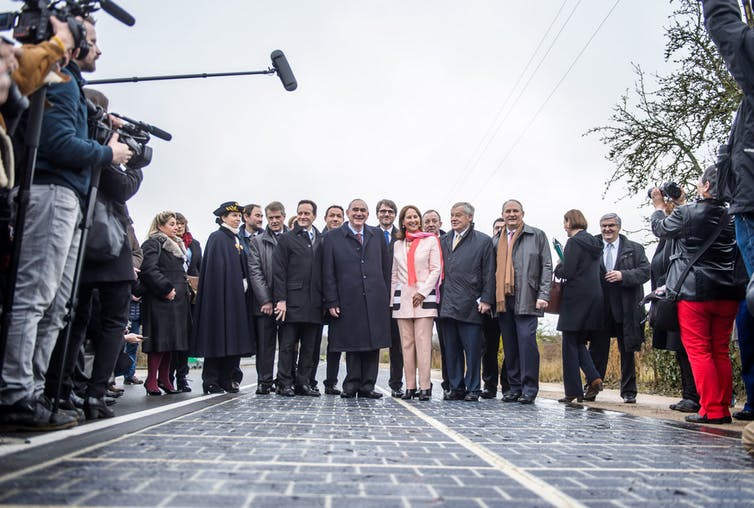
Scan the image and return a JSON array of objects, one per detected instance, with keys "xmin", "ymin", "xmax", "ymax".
[{"xmin": 66, "ymin": 18, "xmax": 90, "ymax": 60}]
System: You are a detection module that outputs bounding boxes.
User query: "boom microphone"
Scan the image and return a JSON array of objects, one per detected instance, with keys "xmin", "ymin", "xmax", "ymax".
[
  {"xmin": 100, "ymin": 0, "xmax": 135, "ymax": 27},
  {"xmin": 271, "ymin": 50, "xmax": 297, "ymax": 91}
]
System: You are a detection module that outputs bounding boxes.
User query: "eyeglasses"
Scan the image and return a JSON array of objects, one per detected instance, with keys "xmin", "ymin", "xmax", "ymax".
[{"xmin": 600, "ymin": 223, "xmax": 618, "ymax": 229}]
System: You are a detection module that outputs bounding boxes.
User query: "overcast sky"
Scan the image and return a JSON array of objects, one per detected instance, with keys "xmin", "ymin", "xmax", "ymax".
[{"xmin": 2, "ymin": 0, "xmax": 678, "ymax": 251}]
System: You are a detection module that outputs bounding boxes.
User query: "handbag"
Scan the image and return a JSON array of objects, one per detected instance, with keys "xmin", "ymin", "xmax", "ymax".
[
  {"xmin": 86, "ymin": 197, "xmax": 127, "ymax": 262},
  {"xmin": 645, "ymin": 212, "xmax": 730, "ymax": 332},
  {"xmin": 544, "ymin": 276, "xmax": 562, "ymax": 314}
]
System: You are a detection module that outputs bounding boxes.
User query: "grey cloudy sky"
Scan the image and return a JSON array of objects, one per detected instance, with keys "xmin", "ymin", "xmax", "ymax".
[{"xmin": 2, "ymin": 0, "xmax": 677, "ymax": 248}]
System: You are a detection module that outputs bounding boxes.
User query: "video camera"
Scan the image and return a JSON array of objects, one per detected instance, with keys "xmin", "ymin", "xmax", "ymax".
[
  {"xmin": 0, "ymin": 1, "xmax": 134, "ymax": 46},
  {"xmin": 87, "ymin": 100, "xmax": 172, "ymax": 170}
]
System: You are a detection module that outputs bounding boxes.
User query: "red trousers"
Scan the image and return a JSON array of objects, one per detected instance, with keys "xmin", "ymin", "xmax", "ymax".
[{"xmin": 678, "ymin": 300, "xmax": 739, "ymax": 419}]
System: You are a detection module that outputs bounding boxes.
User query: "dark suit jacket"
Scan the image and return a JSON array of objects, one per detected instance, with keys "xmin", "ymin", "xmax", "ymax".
[
  {"xmin": 272, "ymin": 224, "xmax": 323, "ymax": 324},
  {"xmin": 322, "ymin": 223, "xmax": 391, "ymax": 352},
  {"xmin": 598, "ymin": 233, "xmax": 650, "ymax": 351}
]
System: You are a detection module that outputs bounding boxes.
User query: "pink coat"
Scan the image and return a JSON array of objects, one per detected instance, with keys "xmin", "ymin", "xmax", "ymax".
[{"xmin": 391, "ymin": 236, "xmax": 443, "ymax": 319}]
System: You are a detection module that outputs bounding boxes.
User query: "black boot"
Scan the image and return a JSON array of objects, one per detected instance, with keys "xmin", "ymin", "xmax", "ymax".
[{"xmin": 84, "ymin": 397, "xmax": 115, "ymax": 420}]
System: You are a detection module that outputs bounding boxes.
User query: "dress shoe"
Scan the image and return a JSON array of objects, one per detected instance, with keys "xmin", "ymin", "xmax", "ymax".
[
  {"xmin": 176, "ymin": 378, "xmax": 192, "ymax": 393},
  {"xmin": 583, "ymin": 378, "xmax": 603, "ymax": 401},
  {"xmin": 0, "ymin": 398, "xmax": 78, "ymax": 431},
  {"xmin": 222, "ymin": 384, "xmax": 240, "ymax": 394},
  {"xmin": 276, "ymin": 386, "xmax": 295, "ymax": 397},
  {"xmin": 145, "ymin": 385, "xmax": 162, "ymax": 396},
  {"xmin": 623, "ymin": 394, "xmax": 637, "ymax": 404},
  {"xmin": 108, "ymin": 384, "xmax": 125, "ymax": 394},
  {"xmin": 256, "ymin": 385, "xmax": 272, "ymax": 395},
  {"xmin": 309, "ymin": 385, "xmax": 321, "ymax": 394},
  {"xmin": 733, "ymin": 409, "xmax": 754, "ymax": 421},
  {"xmin": 106, "ymin": 389, "xmax": 123, "ymax": 398},
  {"xmin": 558, "ymin": 396, "xmax": 583, "ymax": 404},
  {"xmin": 518, "ymin": 394, "xmax": 536, "ymax": 404},
  {"xmin": 123, "ymin": 376, "xmax": 143, "ymax": 385},
  {"xmin": 501, "ymin": 391, "xmax": 522, "ymax": 403},
  {"xmin": 103, "ymin": 396, "xmax": 117, "ymax": 406},
  {"xmin": 84, "ymin": 397, "xmax": 115, "ymax": 420},
  {"xmin": 464, "ymin": 393, "xmax": 479, "ymax": 402},
  {"xmin": 37, "ymin": 395, "xmax": 84, "ymax": 422},
  {"xmin": 480, "ymin": 389, "xmax": 496, "ymax": 399},
  {"xmin": 340, "ymin": 391, "xmax": 356, "ymax": 398},
  {"xmin": 418, "ymin": 389, "xmax": 431, "ymax": 401},
  {"xmin": 443, "ymin": 390, "xmax": 464, "ymax": 401},
  {"xmin": 324, "ymin": 386, "xmax": 341, "ymax": 395},
  {"xmin": 358, "ymin": 390, "xmax": 383, "ymax": 399},
  {"xmin": 402, "ymin": 389, "xmax": 417, "ymax": 400},
  {"xmin": 685, "ymin": 414, "xmax": 732, "ymax": 424},
  {"xmin": 295, "ymin": 385, "xmax": 321, "ymax": 397},
  {"xmin": 69, "ymin": 392, "xmax": 85, "ymax": 409},
  {"xmin": 391, "ymin": 389, "xmax": 404, "ymax": 398},
  {"xmin": 202, "ymin": 384, "xmax": 225, "ymax": 395},
  {"xmin": 670, "ymin": 399, "xmax": 700, "ymax": 413}
]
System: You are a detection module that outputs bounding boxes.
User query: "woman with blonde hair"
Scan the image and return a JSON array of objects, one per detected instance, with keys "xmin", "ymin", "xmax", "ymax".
[
  {"xmin": 138, "ymin": 211, "xmax": 191, "ymax": 396},
  {"xmin": 391, "ymin": 205, "xmax": 443, "ymax": 401}
]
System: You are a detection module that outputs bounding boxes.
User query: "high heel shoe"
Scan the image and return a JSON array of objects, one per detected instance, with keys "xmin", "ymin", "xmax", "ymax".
[
  {"xmin": 158, "ymin": 381, "xmax": 180, "ymax": 395},
  {"xmin": 402, "ymin": 389, "xmax": 417, "ymax": 400},
  {"xmin": 144, "ymin": 385, "xmax": 162, "ymax": 396},
  {"xmin": 558, "ymin": 396, "xmax": 584, "ymax": 404},
  {"xmin": 84, "ymin": 397, "xmax": 115, "ymax": 420},
  {"xmin": 418, "ymin": 389, "xmax": 431, "ymax": 401}
]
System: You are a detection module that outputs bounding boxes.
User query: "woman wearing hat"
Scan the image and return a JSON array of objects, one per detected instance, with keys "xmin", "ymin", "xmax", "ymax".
[
  {"xmin": 192, "ymin": 201, "xmax": 256, "ymax": 394},
  {"xmin": 139, "ymin": 211, "xmax": 191, "ymax": 396}
]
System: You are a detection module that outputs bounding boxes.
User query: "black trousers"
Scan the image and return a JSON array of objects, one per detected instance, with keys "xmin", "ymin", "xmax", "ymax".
[
  {"xmin": 310, "ymin": 324, "xmax": 323, "ymax": 388},
  {"xmin": 254, "ymin": 314, "xmax": 279, "ymax": 388},
  {"xmin": 46, "ymin": 281, "xmax": 131, "ymax": 399},
  {"xmin": 202, "ymin": 355, "xmax": 240, "ymax": 388},
  {"xmin": 388, "ymin": 318, "xmax": 403, "ymax": 390},
  {"xmin": 169, "ymin": 350, "xmax": 189, "ymax": 384},
  {"xmin": 277, "ymin": 322, "xmax": 319, "ymax": 389},
  {"xmin": 588, "ymin": 315, "xmax": 637, "ymax": 398},
  {"xmin": 343, "ymin": 350, "xmax": 379, "ymax": 394},
  {"xmin": 436, "ymin": 318, "xmax": 449, "ymax": 391},
  {"xmin": 677, "ymin": 348, "xmax": 699, "ymax": 403},
  {"xmin": 324, "ymin": 343, "xmax": 342, "ymax": 388},
  {"xmin": 481, "ymin": 312, "xmax": 510, "ymax": 393}
]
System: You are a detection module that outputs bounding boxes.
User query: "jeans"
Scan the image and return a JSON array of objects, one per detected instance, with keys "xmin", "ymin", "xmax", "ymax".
[
  {"xmin": 0, "ymin": 185, "xmax": 81, "ymax": 405},
  {"xmin": 736, "ymin": 212, "xmax": 754, "ymax": 276}
]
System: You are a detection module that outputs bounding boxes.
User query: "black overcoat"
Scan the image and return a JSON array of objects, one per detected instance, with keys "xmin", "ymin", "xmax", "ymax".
[
  {"xmin": 322, "ymin": 223, "xmax": 391, "ymax": 352},
  {"xmin": 191, "ymin": 227, "xmax": 256, "ymax": 358},
  {"xmin": 272, "ymin": 224, "xmax": 323, "ymax": 324},
  {"xmin": 139, "ymin": 235, "xmax": 191, "ymax": 353},
  {"xmin": 557, "ymin": 230, "xmax": 605, "ymax": 332}
]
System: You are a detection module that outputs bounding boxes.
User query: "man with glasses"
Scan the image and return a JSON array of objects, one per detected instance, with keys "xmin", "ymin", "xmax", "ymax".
[
  {"xmin": 375, "ymin": 198, "xmax": 404, "ymax": 397},
  {"xmin": 586, "ymin": 213, "xmax": 650, "ymax": 403}
]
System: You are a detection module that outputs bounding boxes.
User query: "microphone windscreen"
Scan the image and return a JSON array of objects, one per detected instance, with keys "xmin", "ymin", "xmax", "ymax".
[
  {"xmin": 271, "ymin": 50, "xmax": 297, "ymax": 91},
  {"xmin": 146, "ymin": 124, "xmax": 172, "ymax": 142},
  {"xmin": 100, "ymin": 0, "xmax": 136, "ymax": 26}
]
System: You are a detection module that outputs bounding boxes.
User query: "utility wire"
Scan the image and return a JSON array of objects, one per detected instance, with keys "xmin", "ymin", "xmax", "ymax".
[
  {"xmin": 443, "ymin": 0, "xmax": 578, "ymax": 203},
  {"xmin": 471, "ymin": 0, "xmax": 622, "ymax": 202}
]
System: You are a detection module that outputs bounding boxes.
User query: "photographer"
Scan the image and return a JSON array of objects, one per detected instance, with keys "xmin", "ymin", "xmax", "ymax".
[
  {"xmin": 650, "ymin": 166, "xmax": 743, "ymax": 424},
  {"xmin": 0, "ymin": 17, "xmax": 131, "ymax": 431},
  {"xmin": 44, "ymin": 88, "xmax": 143, "ymax": 420}
]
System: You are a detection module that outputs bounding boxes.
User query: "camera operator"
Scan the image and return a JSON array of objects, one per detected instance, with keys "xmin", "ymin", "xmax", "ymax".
[
  {"xmin": 0, "ymin": 17, "xmax": 131, "ymax": 431},
  {"xmin": 44, "ymin": 88, "xmax": 143, "ymax": 420}
]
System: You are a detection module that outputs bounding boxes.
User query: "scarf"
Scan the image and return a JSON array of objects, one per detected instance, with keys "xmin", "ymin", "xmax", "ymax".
[
  {"xmin": 405, "ymin": 231, "xmax": 437, "ymax": 286},
  {"xmin": 495, "ymin": 225, "xmax": 523, "ymax": 312},
  {"xmin": 181, "ymin": 231, "xmax": 193, "ymax": 248}
]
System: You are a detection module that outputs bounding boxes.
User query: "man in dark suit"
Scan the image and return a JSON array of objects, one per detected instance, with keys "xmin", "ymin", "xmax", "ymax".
[
  {"xmin": 438, "ymin": 202, "xmax": 495, "ymax": 402},
  {"xmin": 318, "ymin": 205, "xmax": 345, "ymax": 395},
  {"xmin": 272, "ymin": 200, "xmax": 323, "ymax": 397},
  {"xmin": 586, "ymin": 213, "xmax": 650, "ymax": 403},
  {"xmin": 482, "ymin": 218, "xmax": 510, "ymax": 398},
  {"xmin": 375, "ymin": 198, "xmax": 404, "ymax": 397},
  {"xmin": 423, "ymin": 209, "xmax": 448, "ymax": 394},
  {"xmin": 322, "ymin": 199, "xmax": 392, "ymax": 398}
]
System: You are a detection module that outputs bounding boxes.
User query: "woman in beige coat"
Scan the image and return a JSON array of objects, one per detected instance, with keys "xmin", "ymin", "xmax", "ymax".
[{"xmin": 391, "ymin": 205, "xmax": 443, "ymax": 400}]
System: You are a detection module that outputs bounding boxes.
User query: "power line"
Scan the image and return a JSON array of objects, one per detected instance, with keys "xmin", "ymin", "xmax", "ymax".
[
  {"xmin": 443, "ymin": 0, "xmax": 579, "ymax": 203},
  {"xmin": 471, "ymin": 0, "xmax": 622, "ymax": 202}
]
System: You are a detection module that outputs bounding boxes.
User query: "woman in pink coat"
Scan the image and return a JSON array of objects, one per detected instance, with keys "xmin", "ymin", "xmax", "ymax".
[{"xmin": 391, "ymin": 205, "xmax": 443, "ymax": 401}]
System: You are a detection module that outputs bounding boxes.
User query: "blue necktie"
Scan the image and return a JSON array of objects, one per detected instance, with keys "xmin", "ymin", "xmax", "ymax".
[{"xmin": 384, "ymin": 230, "xmax": 390, "ymax": 246}]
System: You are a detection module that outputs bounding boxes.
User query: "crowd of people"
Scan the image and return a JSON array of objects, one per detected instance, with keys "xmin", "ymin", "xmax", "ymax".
[{"xmin": 0, "ymin": 2, "xmax": 753, "ymax": 457}]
